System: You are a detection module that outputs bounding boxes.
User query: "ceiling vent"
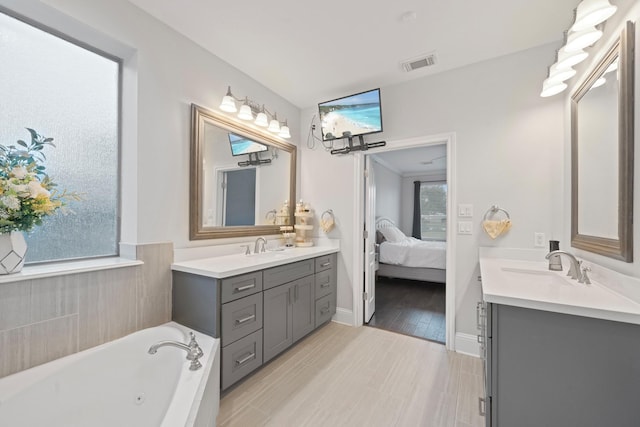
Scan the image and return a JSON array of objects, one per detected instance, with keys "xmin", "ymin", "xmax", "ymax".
[{"xmin": 400, "ymin": 52, "xmax": 438, "ymax": 72}]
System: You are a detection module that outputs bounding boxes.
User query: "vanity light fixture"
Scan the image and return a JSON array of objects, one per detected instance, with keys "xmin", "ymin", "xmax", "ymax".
[
  {"xmin": 540, "ymin": 78, "xmax": 568, "ymax": 97},
  {"xmin": 556, "ymin": 47, "xmax": 589, "ymax": 69},
  {"xmin": 565, "ymin": 26, "xmax": 603, "ymax": 52},
  {"xmin": 571, "ymin": 0, "xmax": 617, "ymax": 32},
  {"xmin": 218, "ymin": 86, "xmax": 290, "ymax": 138},
  {"xmin": 548, "ymin": 63, "xmax": 577, "ymax": 83}
]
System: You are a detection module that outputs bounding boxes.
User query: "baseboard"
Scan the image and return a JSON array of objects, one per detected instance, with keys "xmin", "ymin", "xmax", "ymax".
[
  {"xmin": 332, "ymin": 308, "xmax": 354, "ymax": 326},
  {"xmin": 455, "ymin": 332, "xmax": 480, "ymax": 357}
]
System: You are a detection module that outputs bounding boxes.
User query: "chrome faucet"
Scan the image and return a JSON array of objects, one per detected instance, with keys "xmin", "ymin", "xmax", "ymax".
[
  {"xmin": 148, "ymin": 332, "xmax": 204, "ymax": 370},
  {"xmin": 545, "ymin": 250, "xmax": 589, "ymax": 284},
  {"xmin": 254, "ymin": 237, "xmax": 267, "ymax": 254}
]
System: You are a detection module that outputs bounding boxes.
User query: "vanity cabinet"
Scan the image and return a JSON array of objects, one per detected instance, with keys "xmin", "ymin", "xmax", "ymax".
[
  {"xmin": 479, "ymin": 300, "xmax": 640, "ymax": 427},
  {"xmin": 172, "ymin": 252, "xmax": 337, "ymax": 391}
]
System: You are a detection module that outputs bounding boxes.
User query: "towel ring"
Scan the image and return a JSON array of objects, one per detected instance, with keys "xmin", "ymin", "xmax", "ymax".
[
  {"xmin": 321, "ymin": 209, "xmax": 335, "ymax": 222},
  {"xmin": 483, "ymin": 205, "xmax": 510, "ymax": 221}
]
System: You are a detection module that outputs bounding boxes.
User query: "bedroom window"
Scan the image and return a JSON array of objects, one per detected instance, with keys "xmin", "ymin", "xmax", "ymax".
[
  {"xmin": 0, "ymin": 11, "xmax": 120, "ymax": 264},
  {"xmin": 419, "ymin": 181, "xmax": 447, "ymax": 241}
]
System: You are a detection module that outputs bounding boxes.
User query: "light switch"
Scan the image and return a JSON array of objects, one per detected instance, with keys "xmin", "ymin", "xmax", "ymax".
[
  {"xmin": 458, "ymin": 204, "xmax": 473, "ymax": 218},
  {"xmin": 458, "ymin": 221, "xmax": 473, "ymax": 235}
]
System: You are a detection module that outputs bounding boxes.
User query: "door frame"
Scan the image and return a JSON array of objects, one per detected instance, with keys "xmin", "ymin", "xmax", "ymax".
[{"xmin": 352, "ymin": 132, "xmax": 457, "ymax": 350}]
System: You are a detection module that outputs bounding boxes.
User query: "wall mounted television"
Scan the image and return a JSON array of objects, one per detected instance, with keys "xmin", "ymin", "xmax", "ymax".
[
  {"xmin": 318, "ymin": 88, "xmax": 383, "ymax": 141},
  {"xmin": 228, "ymin": 133, "xmax": 269, "ymax": 156}
]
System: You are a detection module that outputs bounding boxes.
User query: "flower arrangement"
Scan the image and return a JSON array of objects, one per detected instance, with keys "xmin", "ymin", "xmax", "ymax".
[{"xmin": 0, "ymin": 128, "xmax": 80, "ymax": 234}]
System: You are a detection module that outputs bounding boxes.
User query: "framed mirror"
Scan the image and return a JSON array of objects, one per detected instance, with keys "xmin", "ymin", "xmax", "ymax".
[
  {"xmin": 571, "ymin": 21, "xmax": 634, "ymax": 262},
  {"xmin": 190, "ymin": 103, "xmax": 296, "ymax": 240}
]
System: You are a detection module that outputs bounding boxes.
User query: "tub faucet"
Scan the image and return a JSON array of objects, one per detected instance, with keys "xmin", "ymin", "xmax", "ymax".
[
  {"xmin": 148, "ymin": 332, "xmax": 204, "ymax": 371},
  {"xmin": 545, "ymin": 250, "xmax": 588, "ymax": 283},
  {"xmin": 254, "ymin": 237, "xmax": 267, "ymax": 253}
]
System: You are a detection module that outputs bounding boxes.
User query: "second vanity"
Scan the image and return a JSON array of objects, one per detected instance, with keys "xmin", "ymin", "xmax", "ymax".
[
  {"xmin": 171, "ymin": 245, "xmax": 338, "ymax": 390},
  {"xmin": 478, "ymin": 248, "xmax": 640, "ymax": 427}
]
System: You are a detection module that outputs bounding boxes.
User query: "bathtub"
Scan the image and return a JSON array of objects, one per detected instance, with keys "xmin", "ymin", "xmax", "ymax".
[{"xmin": 0, "ymin": 322, "xmax": 220, "ymax": 427}]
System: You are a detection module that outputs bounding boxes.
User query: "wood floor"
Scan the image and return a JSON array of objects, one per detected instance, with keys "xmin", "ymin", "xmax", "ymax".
[
  {"xmin": 218, "ymin": 322, "xmax": 484, "ymax": 427},
  {"xmin": 368, "ymin": 277, "xmax": 446, "ymax": 343}
]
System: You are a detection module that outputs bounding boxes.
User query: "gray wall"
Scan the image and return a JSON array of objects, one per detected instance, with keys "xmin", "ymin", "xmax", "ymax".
[{"xmin": 0, "ymin": 243, "xmax": 172, "ymax": 378}]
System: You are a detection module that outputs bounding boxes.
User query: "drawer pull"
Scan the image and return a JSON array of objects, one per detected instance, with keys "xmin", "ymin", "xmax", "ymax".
[
  {"xmin": 235, "ymin": 283, "xmax": 256, "ymax": 292},
  {"xmin": 320, "ymin": 307, "xmax": 330, "ymax": 315},
  {"xmin": 235, "ymin": 352, "xmax": 256, "ymax": 366},
  {"xmin": 236, "ymin": 314, "xmax": 256, "ymax": 325},
  {"xmin": 479, "ymin": 397, "xmax": 486, "ymax": 416},
  {"xmin": 320, "ymin": 282, "xmax": 330, "ymax": 288},
  {"xmin": 477, "ymin": 334, "xmax": 484, "ymax": 344},
  {"xmin": 320, "ymin": 262, "xmax": 331, "ymax": 267}
]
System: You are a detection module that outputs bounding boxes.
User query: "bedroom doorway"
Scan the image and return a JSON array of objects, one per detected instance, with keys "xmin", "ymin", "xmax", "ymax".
[{"xmin": 355, "ymin": 133, "xmax": 456, "ymax": 349}]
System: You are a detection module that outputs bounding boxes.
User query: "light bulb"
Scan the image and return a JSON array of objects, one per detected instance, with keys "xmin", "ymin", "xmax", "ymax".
[
  {"xmin": 255, "ymin": 111, "xmax": 269, "ymax": 127},
  {"xmin": 556, "ymin": 47, "xmax": 588, "ymax": 69},
  {"xmin": 571, "ymin": 0, "xmax": 617, "ymax": 32},
  {"xmin": 237, "ymin": 103, "xmax": 253, "ymax": 120},
  {"xmin": 268, "ymin": 119, "xmax": 281, "ymax": 133},
  {"xmin": 279, "ymin": 124, "xmax": 291, "ymax": 139},
  {"xmin": 565, "ymin": 26, "xmax": 603, "ymax": 52}
]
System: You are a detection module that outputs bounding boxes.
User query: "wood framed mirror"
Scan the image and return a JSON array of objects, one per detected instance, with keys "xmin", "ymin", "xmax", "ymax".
[
  {"xmin": 190, "ymin": 103, "xmax": 296, "ymax": 240},
  {"xmin": 571, "ymin": 21, "xmax": 634, "ymax": 261}
]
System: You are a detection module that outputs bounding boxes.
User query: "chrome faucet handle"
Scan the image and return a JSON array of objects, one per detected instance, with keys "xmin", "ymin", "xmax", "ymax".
[
  {"xmin": 240, "ymin": 245, "xmax": 251, "ymax": 255},
  {"xmin": 566, "ymin": 259, "xmax": 579, "ymax": 280},
  {"xmin": 579, "ymin": 263, "xmax": 592, "ymax": 284}
]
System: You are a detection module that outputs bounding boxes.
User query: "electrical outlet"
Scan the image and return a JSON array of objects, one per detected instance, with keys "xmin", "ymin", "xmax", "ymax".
[{"xmin": 534, "ymin": 232, "xmax": 546, "ymax": 248}]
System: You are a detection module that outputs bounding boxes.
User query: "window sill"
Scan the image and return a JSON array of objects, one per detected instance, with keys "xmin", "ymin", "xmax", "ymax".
[{"xmin": 0, "ymin": 257, "xmax": 144, "ymax": 284}]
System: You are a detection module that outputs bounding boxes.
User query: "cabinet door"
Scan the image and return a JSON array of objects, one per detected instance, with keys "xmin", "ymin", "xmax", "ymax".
[
  {"xmin": 263, "ymin": 283, "xmax": 293, "ymax": 363},
  {"xmin": 292, "ymin": 276, "xmax": 315, "ymax": 342}
]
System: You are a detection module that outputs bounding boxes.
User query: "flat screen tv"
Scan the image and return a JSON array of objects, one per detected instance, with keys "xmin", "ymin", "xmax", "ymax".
[
  {"xmin": 318, "ymin": 88, "xmax": 383, "ymax": 141},
  {"xmin": 228, "ymin": 133, "xmax": 269, "ymax": 156}
]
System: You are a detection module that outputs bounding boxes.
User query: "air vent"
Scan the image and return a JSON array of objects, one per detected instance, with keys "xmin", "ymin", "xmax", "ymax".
[{"xmin": 401, "ymin": 52, "xmax": 437, "ymax": 72}]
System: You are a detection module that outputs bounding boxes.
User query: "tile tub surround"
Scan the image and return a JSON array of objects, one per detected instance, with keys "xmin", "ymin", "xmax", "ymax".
[
  {"xmin": 0, "ymin": 242, "xmax": 173, "ymax": 378},
  {"xmin": 479, "ymin": 247, "xmax": 640, "ymax": 325}
]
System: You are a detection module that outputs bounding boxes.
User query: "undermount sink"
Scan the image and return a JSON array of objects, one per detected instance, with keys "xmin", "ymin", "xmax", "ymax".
[
  {"xmin": 500, "ymin": 267, "xmax": 572, "ymax": 287},
  {"xmin": 246, "ymin": 251, "xmax": 287, "ymax": 260}
]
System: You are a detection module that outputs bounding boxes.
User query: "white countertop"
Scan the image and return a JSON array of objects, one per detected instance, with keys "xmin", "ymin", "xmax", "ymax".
[
  {"xmin": 172, "ymin": 246, "xmax": 339, "ymax": 278},
  {"xmin": 479, "ymin": 247, "xmax": 640, "ymax": 325}
]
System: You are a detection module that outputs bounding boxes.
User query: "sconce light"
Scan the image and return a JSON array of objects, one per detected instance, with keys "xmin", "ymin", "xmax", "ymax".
[
  {"xmin": 548, "ymin": 64, "xmax": 576, "ymax": 83},
  {"xmin": 540, "ymin": 78, "xmax": 568, "ymax": 98},
  {"xmin": 556, "ymin": 47, "xmax": 589, "ymax": 69},
  {"xmin": 218, "ymin": 86, "xmax": 291, "ymax": 138},
  {"xmin": 571, "ymin": 0, "xmax": 617, "ymax": 32},
  {"xmin": 565, "ymin": 26, "xmax": 603, "ymax": 52}
]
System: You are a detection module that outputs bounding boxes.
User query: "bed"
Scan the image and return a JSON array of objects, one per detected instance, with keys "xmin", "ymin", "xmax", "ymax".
[{"xmin": 375, "ymin": 217, "xmax": 446, "ymax": 284}]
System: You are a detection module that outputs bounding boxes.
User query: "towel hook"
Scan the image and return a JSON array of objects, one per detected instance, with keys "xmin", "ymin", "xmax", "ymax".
[{"xmin": 483, "ymin": 205, "xmax": 510, "ymax": 221}]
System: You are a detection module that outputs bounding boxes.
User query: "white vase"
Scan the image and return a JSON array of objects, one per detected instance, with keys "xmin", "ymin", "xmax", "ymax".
[{"xmin": 0, "ymin": 231, "xmax": 27, "ymax": 274}]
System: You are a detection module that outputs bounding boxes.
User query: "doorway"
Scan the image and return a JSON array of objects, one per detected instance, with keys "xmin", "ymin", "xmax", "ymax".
[{"xmin": 353, "ymin": 133, "xmax": 456, "ymax": 350}]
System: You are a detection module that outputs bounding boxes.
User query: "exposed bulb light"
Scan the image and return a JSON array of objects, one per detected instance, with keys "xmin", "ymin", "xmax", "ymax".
[
  {"xmin": 548, "ymin": 64, "xmax": 576, "ymax": 83},
  {"xmin": 565, "ymin": 26, "xmax": 603, "ymax": 52},
  {"xmin": 278, "ymin": 121, "xmax": 291, "ymax": 139},
  {"xmin": 540, "ymin": 78, "xmax": 568, "ymax": 97},
  {"xmin": 571, "ymin": 0, "xmax": 617, "ymax": 32},
  {"xmin": 219, "ymin": 86, "xmax": 237, "ymax": 113},
  {"xmin": 556, "ymin": 47, "xmax": 588, "ymax": 69},
  {"xmin": 237, "ymin": 98, "xmax": 253, "ymax": 120},
  {"xmin": 255, "ymin": 106, "xmax": 269, "ymax": 127}
]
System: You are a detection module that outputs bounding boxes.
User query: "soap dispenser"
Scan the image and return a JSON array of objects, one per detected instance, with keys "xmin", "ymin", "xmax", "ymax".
[{"xmin": 548, "ymin": 240, "xmax": 562, "ymax": 271}]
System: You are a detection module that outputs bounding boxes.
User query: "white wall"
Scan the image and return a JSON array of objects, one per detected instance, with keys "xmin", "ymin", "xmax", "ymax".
[
  {"xmin": 3, "ymin": 0, "xmax": 301, "ymax": 249},
  {"xmin": 562, "ymin": 1, "xmax": 640, "ymax": 277},
  {"xmin": 371, "ymin": 159, "xmax": 402, "ymax": 225},
  {"xmin": 301, "ymin": 43, "xmax": 565, "ymax": 337}
]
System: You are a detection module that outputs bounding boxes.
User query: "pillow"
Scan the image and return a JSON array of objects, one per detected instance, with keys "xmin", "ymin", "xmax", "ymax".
[{"xmin": 378, "ymin": 225, "xmax": 406, "ymax": 243}]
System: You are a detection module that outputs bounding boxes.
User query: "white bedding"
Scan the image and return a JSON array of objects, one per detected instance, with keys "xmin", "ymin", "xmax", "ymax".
[{"xmin": 379, "ymin": 237, "xmax": 446, "ymax": 269}]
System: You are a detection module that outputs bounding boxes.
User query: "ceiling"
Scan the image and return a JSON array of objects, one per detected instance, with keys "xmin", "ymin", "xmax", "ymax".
[
  {"xmin": 126, "ymin": 0, "xmax": 579, "ymax": 109},
  {"xmin": 372, "ymin": 144, "xmax": 447, "ymax": 176}
]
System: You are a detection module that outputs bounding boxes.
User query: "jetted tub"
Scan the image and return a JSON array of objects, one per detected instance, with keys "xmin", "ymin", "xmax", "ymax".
[{"xmin": 0, "ymin": 322, "xmax": 220, "ymax": 427}]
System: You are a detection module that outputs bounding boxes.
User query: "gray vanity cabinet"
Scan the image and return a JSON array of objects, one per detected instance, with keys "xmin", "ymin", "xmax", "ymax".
[
  {"xmin": 172, "ymin": 252, "xmax": 338, "ymax": 391},
  {"xmin": 480, "ymin": 301, "xmax": 640, "ymax": 427}
]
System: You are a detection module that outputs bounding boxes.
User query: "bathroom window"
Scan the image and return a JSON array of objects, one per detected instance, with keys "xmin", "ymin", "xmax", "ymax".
[
  {"xmin": 419, "ymin": 181, "xmax": 447, "ymax": 241},
  {"xmin": 0, "ymin": 11, "xmax": 120, "ymax": 263}
]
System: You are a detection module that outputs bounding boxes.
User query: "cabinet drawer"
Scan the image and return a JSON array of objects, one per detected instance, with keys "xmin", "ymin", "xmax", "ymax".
[
  {"xmin": 221, "ymin": 292, "xmax": 263, "ymax": 346},
  {"xmin": 263, "ymin": 259, "xmax": 314, "ymax": 290},
  {"xmin": 315, "ymin": 294, "xmax": 333, "ymax": 327},
  {"xmin": 221, "ymin": 329, "xmax": 263, "ymax": 390},
  {"xmin": 221, "ymin": 271, "xmax": 262, "ymax": 303},
  {"xmin": 315, "ymin": 269, "xmax": 333, "ymax": 300},
  {"xmin": 315, "ymin": 254, "xmax": 335, "ymax": 272}
]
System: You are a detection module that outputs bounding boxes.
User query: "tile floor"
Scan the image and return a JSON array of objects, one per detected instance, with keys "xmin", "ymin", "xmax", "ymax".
[{"xmin": 218, "ymin": 322, "xmax": 484, "ymax": 427}]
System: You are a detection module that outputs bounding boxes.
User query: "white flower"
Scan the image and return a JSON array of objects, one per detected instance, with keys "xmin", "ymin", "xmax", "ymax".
[
  {"xmin": 8, "ymin": 183, "xmax": 28, "ymax": 194},
  {"xmin": 0, "ymin": 209, "xmax": 8, "ymax": 219},
  {"xmin": 10, "ymin": 166, "xmax": 28, "ymax": 179},
  {"xmin": 28, "ymin": 180, "xmax": 50, "ymax": 198},
  {"xmin": 1, "ymin": 195, "xmax": 20, "ymax": 210}
]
